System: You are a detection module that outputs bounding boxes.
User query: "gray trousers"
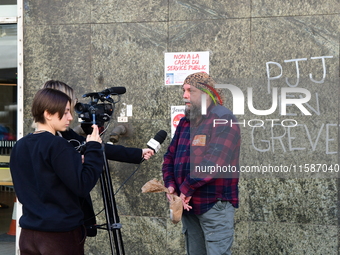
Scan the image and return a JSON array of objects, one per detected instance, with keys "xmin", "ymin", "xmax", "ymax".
[{"xmin": 182, "ymin": 201, "xmax": 235, "ymax": 255}]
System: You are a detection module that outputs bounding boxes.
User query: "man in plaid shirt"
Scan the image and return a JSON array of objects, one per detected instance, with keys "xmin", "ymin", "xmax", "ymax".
[{"xmin": 162, "ymin": 72, "xmax": 240, "ymax": 255}]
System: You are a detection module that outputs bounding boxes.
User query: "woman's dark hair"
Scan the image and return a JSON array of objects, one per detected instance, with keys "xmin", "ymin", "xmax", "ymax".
[{"xmin": 32, "ymin": 88, "xmax": 71, "ymax": 124}]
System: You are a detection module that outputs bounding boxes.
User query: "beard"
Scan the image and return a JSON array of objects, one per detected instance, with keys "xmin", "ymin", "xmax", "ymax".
[{"xmin": 185, "ymin": 102, "xmax": 202, "ymax": 121}]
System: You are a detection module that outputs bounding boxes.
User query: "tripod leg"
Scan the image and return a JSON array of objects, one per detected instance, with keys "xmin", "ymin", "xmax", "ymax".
[{"xmin": 100, "ymin": 153, "xmax": 125, "ymax": 255}]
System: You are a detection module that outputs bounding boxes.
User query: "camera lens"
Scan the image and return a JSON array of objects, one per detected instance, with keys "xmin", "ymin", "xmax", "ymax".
[{"xmin": 75, "ymin": 102, "xmax": 88, "ymax": 114}]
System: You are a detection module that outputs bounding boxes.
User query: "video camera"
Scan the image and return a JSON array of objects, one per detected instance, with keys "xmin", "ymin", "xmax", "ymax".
[{"xmin": 75, "ymin": 87, "xmax": 126, "ymax": 134}]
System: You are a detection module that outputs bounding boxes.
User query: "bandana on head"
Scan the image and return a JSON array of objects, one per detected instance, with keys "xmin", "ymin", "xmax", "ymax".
[{"xmin": 183, "ymin": 72, "xmax": 223, "ymax": 105}]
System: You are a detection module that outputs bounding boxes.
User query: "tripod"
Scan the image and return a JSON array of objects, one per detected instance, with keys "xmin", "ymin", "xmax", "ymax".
[
  {"xmin": 96, "ymin": 148, "xmax": 125, "ymax": 255},
  {"xmin": 75, "ymin": 90, "xmax": 128, "ymax": 254}
]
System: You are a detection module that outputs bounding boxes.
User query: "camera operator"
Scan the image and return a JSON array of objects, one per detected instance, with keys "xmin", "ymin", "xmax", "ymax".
[{"xmin": 38, "ymin": 80, "xmax": 154, "ymax": 236}]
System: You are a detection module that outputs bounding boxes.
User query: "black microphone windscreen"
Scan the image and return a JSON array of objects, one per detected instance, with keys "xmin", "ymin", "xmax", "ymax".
[
  {"xmin": 102, "ymin": 87, "xmax": 126, "ymax": 95},
  {"xmin": 144, "ymin": 130, "xmax": 168, "ymax": 157},
  {"xmin": 153, "ymin": 130, "xmax": 167, "ymax": 144}
]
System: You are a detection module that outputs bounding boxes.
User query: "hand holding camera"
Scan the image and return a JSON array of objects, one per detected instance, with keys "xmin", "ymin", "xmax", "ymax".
[{"xmin": 86, "ymin": 125, "xmax": 102, "ymax": 144}]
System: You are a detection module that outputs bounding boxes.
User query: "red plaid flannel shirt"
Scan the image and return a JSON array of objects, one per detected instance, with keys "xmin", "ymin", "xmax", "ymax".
[{"xmin": 162, "ymin": 104, "xmax": 240, "ymax": 214}]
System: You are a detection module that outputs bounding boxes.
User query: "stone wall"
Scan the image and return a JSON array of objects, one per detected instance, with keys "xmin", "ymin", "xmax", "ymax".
[{"xmin": 23, "ymin": 0, "xmax": 339, "ymax": 254}]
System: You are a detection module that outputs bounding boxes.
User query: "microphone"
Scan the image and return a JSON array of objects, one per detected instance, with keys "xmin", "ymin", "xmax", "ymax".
[
  {"xmin": 101, "ymin": 87, "xmax": 126, "ymax": 95},
  {"xmin": 146, "ymin": 130, "xmax": 167, "ymax": 153}
]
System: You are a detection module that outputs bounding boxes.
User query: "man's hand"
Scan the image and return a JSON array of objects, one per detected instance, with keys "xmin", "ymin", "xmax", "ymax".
[
  {"xmin": 142, "ymin": 148, "xmax": 154, "ymax": 160},
  {"xmin": 166, "ymin": 186, "xmax": 177, "ymax": 201},
  {"xmin": 180, "ymin": 193, "xmax": 192, "ymax": 211}
]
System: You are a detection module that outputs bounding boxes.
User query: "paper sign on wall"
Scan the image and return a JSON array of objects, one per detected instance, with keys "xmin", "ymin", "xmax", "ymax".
[
  {"xmin": 165, "ymin": 51, "xmax": 210, "ymax": 85},
  {"xmin": 170, "ymin": 105, "xmax": 186, "ymax": 138}
]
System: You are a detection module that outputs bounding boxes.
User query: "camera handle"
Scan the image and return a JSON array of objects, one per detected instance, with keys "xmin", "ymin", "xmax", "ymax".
[
  {"xmin": 97, "ymin": 145, "xmax": 125, "ymax": 255},
  {"xmin": 90, "ymin": 107, "xmax": 97, "ymax": 125}
]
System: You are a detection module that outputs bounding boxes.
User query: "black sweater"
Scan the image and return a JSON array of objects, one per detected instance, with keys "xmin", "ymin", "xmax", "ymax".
[
  {"xmin": 60, "ymin": 128, "xmax": 143, "ymax": 163},
  {"xmin": 10, "ymin": 131, "xmax": 104, "ymax": 232}
]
